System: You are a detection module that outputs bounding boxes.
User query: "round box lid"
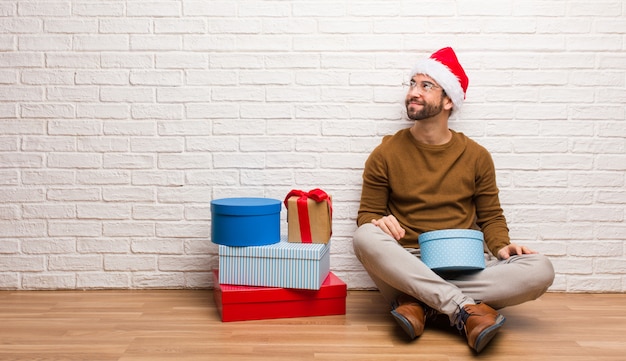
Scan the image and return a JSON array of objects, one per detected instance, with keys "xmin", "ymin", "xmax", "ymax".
[
  {"xmin": 418, "ymin": 229, "xmax": 483, "ymax": 243},
  {"xmin": 211, "ymin": 197, "xmax": 281, "ymax": 216}
]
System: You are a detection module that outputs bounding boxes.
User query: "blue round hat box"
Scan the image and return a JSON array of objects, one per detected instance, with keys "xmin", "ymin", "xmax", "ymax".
[
  {"xmin": 418, "ymin": 229, "xmax": 486, "ymax": 272},
  {"xmin": 211, "ymin": 197, "xmax": 281, "ymax": 247}
]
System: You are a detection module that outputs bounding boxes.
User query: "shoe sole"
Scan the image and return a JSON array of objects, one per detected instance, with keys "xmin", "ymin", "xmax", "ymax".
[
  {"xmin": 390, "ymin": 309, "xmax": 417, "ymax": 340},
  {"xmin": 472, "ymin": 314, "xmax": 506, "ymax": 353}
]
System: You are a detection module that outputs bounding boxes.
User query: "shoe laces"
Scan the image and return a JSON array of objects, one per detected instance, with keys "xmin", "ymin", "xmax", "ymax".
[
  {"xmin": 391, "ymin": 298, "xmax": 439, "ymax": 322},
  {"xmin": 452, "ymin": 303, "xmax": 471, "ymax": 332},
  {"xmin": 424, "ymin": 305, "xmax": 439, "ymax": 320}
]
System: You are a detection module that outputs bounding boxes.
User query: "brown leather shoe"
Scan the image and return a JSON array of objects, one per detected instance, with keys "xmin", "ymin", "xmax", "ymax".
[
  {"xmin": 460, "ymin": 303, "xmax": 506, "ymax": 353},
  {"xmin": 390, "ymin": 295, "xmax": 426, "ymax": 339}
]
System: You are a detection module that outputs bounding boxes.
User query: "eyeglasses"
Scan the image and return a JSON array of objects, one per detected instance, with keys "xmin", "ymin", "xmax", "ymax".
[{"xmin": 402, "ymin": 79, "xmax": 441, "ymax": 93}]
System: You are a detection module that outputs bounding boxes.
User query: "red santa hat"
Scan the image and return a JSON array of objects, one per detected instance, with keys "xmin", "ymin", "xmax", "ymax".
[{"xmin": 409, "ymin": 47, "xmax": 469, "ymax": 114}]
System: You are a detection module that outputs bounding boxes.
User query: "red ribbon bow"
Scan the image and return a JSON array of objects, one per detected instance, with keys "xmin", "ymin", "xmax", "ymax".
[{"xmin": 284, "ymin": 188, "xmax": 332, "ymax": 243}]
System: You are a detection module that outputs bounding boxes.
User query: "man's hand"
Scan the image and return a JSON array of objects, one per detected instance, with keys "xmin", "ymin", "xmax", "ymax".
[
  {"xmin": 497, "ymin": 243, "xmax": 537, "ymax": 260},
  {"xmin": 371, "ymin": 215, "xmax": 405, "ymax": 241}
]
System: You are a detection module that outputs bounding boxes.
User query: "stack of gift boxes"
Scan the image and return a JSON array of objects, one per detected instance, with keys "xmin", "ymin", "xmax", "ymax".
[{"xmin": 211, "ymin": 189, "xmax": 347, "ymax": 322}]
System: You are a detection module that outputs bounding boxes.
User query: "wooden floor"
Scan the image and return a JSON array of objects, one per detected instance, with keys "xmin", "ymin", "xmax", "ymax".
[{"xmin": 0, "ymin": 290, "xmax": 625, "ymax": 361}]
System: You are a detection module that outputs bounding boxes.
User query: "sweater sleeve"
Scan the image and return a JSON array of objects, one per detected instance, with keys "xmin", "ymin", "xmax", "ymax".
[
  {"xmin": 473, "ymin": 149, "xmax": 510, "ymax": 255},
  {"xmin": 356, "ymin": 140, "xmax": 390, "ymax": 227}
]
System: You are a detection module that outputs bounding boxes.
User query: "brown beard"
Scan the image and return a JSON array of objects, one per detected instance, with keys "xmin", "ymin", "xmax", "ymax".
[{"xmin": 405, "ymin": 95, "xmax": 445, "ymax": 120}]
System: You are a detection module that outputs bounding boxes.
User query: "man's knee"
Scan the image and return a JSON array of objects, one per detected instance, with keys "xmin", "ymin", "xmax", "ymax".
[
  {"xmin": 509, "ymin": 253, "xmax": 555, "ymax": 298},
  {"xmin": 353, "ymin": 223, "xmax": 401, "ymax": 263},
  {"xmin": 530, "ymin": 254, "xmax": 555, "ymax": 291},
  {"xmin": 352, "ymin": 223, "xmax": 375, "ymax": 259}
]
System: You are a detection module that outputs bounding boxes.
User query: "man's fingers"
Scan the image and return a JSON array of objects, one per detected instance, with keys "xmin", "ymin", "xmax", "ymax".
[
  {"xmin": 383, "ymin": 215, "xmax": 404, "ymax": 240},
  {"xmin": 371, "ymin": 216, "xmax": 405, "ymax": 240}
]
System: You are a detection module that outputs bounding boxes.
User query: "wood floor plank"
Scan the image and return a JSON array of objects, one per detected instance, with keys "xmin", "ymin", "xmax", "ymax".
[{"xmin": 0, "ymin": 290, "xmax": 625, "ymax": 361}]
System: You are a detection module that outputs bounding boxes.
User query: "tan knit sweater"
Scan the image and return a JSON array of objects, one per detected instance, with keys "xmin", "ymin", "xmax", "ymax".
[{"xmin": 357, "ymin": 128, "xmax": 510, "ymax": 256}]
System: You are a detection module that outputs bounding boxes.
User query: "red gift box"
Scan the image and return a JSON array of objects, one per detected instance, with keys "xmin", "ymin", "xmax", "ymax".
[{"xmin": 212, "ymin": 270, "xmax": 347, "ymax": 322}]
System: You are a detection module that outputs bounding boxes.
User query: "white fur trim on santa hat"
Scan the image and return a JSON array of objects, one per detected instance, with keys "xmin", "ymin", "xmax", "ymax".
[{"xmin": 410, "ymin": 58, "xmax": 465, "ymax": 114}]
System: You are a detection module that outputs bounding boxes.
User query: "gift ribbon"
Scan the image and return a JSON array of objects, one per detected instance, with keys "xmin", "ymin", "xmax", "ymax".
[{"xmin": 284, "ymin": 188, "xmax": 332, "ymax": 243}]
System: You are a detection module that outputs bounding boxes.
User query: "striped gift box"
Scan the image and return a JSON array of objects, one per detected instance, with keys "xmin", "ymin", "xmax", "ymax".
[{"xmin": 218, "ymin": 237, "xmax": 330, "ymax": 290}]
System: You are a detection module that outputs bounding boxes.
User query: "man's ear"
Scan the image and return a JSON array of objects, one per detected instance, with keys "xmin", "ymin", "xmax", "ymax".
[{"xmin": 443, "ymin": 95, "xmax": 454, "ymax": 111}]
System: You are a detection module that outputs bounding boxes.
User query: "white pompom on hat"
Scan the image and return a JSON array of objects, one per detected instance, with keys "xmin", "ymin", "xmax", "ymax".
[{"xmin": 410, "ymin": 47, "xmax": 469, "ymax": 114}]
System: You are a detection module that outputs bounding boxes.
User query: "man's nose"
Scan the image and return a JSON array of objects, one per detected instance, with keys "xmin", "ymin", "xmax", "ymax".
[{"xmin": 407, "ymin": 86, "xmax": 423, "ymax": 97}]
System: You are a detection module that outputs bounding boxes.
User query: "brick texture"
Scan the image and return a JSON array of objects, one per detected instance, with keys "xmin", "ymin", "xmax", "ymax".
[{"xmin": 0, "ymin": 0, "xmax": 624, "ymax": 292}]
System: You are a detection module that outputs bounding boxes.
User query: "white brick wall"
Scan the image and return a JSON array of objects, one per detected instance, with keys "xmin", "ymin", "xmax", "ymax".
[{"xmin": 0, "ymin": 0, "xmax": 624, "ymax": 292}]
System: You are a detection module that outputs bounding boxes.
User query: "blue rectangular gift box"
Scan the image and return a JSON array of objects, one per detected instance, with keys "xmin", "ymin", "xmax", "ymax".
[{"xmin": 218, "ymin": 237, "xmax": 330, "ymax": 290}]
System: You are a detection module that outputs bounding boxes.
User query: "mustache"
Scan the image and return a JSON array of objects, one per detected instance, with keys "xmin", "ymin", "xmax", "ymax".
[{"xmin": 406, "ymin": 98, "xmax": 424, "ymax": 105}]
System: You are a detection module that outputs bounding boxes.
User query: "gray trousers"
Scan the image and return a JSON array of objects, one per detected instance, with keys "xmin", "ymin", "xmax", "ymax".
[{"xmin": 353, "ymin": 223, "xmax": 555, "ymax": 322}]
